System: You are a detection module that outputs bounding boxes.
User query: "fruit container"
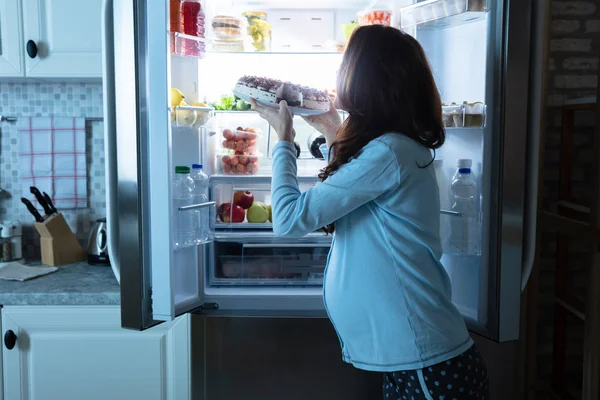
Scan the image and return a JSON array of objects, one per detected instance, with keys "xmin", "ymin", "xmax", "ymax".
[
  {"xmin": 242, "ymin": 11, "xmax": 272, "ymax": 52},
  {"xmin": 218, "ymin": 154, "xmax": 262, "ymax": 175},
  {"xmin": 357, "ymin": 10, "xmax": 392, "ymax": 26},
  {"xmin": 172, "ymin": 105, "xmax": 214, "ymax": 127},
  {"xmin": 220, "ymin": 128, "xmax": 262, "ymax": 154}
]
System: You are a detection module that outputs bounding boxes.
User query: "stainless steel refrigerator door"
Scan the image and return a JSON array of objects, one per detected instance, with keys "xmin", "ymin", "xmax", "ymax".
[
  {"xmin": 478, "ymin": 0, "xmax": 544, "ymax": 341},
  {"xmin": 102, "ymin": 0, "xmax": 206, "ymax": 330}
]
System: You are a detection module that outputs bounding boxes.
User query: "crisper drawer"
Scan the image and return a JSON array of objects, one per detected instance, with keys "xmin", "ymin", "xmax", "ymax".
[
  {"xmin": 211, "ymin": 178, "xmax": 318, "ymax": 229},
  {"xmin": 209, "ymin": 236, "xmax": 330, "ymax": 287}
]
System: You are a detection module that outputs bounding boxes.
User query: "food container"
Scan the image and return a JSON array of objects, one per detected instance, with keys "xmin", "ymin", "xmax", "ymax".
[
  {"xmin": 194, "ymin": 107, "xmax": 214, "ymax": 126},
  {"xmin": 218, "ymin": 153, "xmax": 262, "ymax": 175},
  {"xmin": 243, "ymin": 11, "xmax": 272, "ymax": 52},
  {"xmin": 464, "ymin": 102, "xmax": 485, "ymax": 127},
  {"xmin": 442, "ymin": 103, "xmax": 462, "ymax": 128},
  {"xmin": 211, "ymin": 16, "xmax": 244, "ymax": 40},
  {"xmin": 357, "ymin": 10, "xmax": 392, "ymax": 26},
  {"xmin": 212, "ymin": 39, "xmax": 245, "ymax": 52},
  {"xmin": 221, "ymin": 128, "xmax": 261, "ymax": 154}
]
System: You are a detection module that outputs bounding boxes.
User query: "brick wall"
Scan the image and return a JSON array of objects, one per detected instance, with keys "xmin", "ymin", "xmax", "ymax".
[{"xmin": 537, "ymin": 1, "xmax": 599, "ymax": 398}]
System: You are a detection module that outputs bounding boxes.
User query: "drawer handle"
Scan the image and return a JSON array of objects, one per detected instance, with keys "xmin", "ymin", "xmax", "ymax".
[
  {"xmin": 4, "ymin": 330, "xmax": 17, "ymax": 350},
  {"xmin": 26, "ymin": 40, "xmax": 38, "ymax": 58}
]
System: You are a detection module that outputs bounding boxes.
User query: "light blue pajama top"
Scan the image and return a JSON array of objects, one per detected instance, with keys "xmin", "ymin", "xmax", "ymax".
[{"xmin": 271, "ymin": 133, "xmax": 472, "ymax": 372}]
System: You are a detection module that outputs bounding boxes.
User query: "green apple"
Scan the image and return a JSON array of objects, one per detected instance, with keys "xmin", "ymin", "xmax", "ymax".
[
  {"xmin": 247, "ymin": 202, "xmax": 269, "ymax": 223},
  {"xmin": 268, "ymin": 205, "xmax": 272, "ymax": 223}
]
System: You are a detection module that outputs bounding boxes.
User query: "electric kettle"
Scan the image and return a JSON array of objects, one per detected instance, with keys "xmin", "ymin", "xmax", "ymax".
[{"xmin": 87, "ymin": 218, "xmax": 110, "ymax": 265}]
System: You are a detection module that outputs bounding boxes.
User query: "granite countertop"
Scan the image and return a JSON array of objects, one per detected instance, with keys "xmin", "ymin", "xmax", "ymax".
[{"xmin": 0, "ymin": 261, "xmax": 120, "ymax": 306}]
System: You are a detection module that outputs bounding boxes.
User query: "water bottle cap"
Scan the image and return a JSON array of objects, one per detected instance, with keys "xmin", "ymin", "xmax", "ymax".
[
  {"xmin": 458, "ymin": 168, "xmax": 471, "ymax": 174},
  {"xmin": 192, "ymin": 164, "xmax": 203, "ymax": 169},
  {"xmin": 456, "ymin": 159, "xmax": 472, "ymax": 168},
  {"xmin": 175, "ymin": 166, "xmax": 190, "ymax": 174}
]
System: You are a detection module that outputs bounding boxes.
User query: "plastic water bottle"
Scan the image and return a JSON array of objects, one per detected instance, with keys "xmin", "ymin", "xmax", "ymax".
[
  {"xmin": 190, "ymin": 164, "xmax": 210, "ymax": 244},
  {"xmin": 173, "ymin": 166, "xmax": 196, "ymax": 248},
  {"xmin": 449, "ymin": 159, "xmax": 480, "ymax": 256}
]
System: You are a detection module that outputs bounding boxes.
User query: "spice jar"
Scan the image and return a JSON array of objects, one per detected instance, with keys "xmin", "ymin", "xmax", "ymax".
[{"xmin": 243, "ymin": 11, "xmax": 272, "ymax": 52}]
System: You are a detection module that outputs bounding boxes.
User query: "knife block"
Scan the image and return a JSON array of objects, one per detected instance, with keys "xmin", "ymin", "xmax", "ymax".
[{"xmin": 34, "ymin": 213, "xmax": 86, "ymax": 266}]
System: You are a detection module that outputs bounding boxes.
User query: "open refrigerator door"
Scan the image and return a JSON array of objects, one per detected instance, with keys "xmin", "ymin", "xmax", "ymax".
[{"xmin": 104, "ymin": 0, "xmax": 538, "ymax": 338}]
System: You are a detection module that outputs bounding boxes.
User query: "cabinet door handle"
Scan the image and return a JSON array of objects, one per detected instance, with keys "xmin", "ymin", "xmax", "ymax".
[
  {"xmin": 4, "ymin": 330, "xmax": 17, "ymax": 350},
  {"xmin": 26, "ymin": 40, "xmax": 38, "ymax": 58}
]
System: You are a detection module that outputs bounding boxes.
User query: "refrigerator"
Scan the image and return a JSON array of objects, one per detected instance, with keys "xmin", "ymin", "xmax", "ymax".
[{"xmin": 101, "ymin": 0, "xmax": 542, "ymax": 396}]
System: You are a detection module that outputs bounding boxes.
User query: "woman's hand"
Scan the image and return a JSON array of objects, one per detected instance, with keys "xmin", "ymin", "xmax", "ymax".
[
  {"xmin": 250, "ymin": 98, "xmax": 295, "ymax": 143},
  {"xmin": 302, "ymin": 99, "xmax": 341, "ymax": 146}
]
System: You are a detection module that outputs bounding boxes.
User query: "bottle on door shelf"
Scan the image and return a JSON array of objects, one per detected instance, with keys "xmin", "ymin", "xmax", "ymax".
[
  {"xmin": 190, "ymin": 164, "xmax": 210, "ymax": 244},
  {"xmin": 173, "ymin": 166, "xmax": 197, "ymax": 249},
  {"xmin": 181, "ymin": 0, "xmax": 206, "ymax": 57},
  {"xmin": 449, "ymin": 159, "xmax": 481, "ymax": 256},
  {"xmin": 170, "ymin": 0, "xmax": 182, "ymax": 54}
]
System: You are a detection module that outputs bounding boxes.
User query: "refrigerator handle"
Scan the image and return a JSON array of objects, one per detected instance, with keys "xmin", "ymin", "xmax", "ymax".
[
  {"xmin": 521, "ymin": 0, "xmax": 549, "ymax": 292},
  {"xmin": 101, "ymin": 0, "xmax": 120, "ymax": 283}
]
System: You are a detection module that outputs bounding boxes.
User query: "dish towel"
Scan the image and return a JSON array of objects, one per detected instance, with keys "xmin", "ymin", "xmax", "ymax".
[
  {"xmin": 19, "ymin": 117, "xmax": 87, "ymax": 209},
  {"xmin": 0, "ymin": 262, "xmax": 58, "ymax": 281}
]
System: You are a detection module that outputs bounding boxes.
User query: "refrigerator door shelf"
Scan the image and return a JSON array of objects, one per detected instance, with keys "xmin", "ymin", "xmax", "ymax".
[{"xmin": 400, "ymin": 0, "xmax": 489, "ymax": 29}]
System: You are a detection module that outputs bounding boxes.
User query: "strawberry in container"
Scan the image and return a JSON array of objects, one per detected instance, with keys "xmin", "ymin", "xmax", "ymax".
[
  {"xmin": 219, "ymin": 127, "xmax": 262, "ymax": 175},
  {"xmin": 357, "ymin": 10, "xmax": 392, "ymax": 26}
]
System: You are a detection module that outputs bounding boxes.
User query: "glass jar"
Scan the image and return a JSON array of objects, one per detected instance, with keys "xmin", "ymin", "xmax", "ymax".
[{"xmin": 242, "ymin": 11, "xmax": 272, "ymax": 52}]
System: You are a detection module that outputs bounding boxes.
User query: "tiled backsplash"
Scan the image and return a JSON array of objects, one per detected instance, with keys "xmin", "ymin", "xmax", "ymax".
[{"xmin": 0, "ymin": 82, "xmax": 105, "ymax": 259}]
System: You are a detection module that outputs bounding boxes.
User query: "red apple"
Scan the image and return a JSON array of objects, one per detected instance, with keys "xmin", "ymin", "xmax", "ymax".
[
  {"xmin": 222, "ymin": 129, "xmax": 234, "ymax": 140},
  {"xmin": 233, "ymin": 190, "xmax": 254, "ymax": 209},
  {"xmin": 221, "ymin": 203, "xmax": 245, "ymax": 223}
]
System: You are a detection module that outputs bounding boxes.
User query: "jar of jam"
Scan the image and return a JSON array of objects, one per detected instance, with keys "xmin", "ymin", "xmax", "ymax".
[{"xmin": 242, "ymin": 11, "xmax": 272, "ymax": 52}]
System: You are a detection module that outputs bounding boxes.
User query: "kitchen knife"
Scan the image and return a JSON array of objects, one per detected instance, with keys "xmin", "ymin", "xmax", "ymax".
[
  {"xmin": 42, "ymin": 192, "xmax": 58, "ymax": 214},
  {"xmin": 21, "ymin": 198, "xmax": 44, "ymax": 223},
  {"xmin": 30, "ymin": 186, "xmax": 53, "ymax": 216}
]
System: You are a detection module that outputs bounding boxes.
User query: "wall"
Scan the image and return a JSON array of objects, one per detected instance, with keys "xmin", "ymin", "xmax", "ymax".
[
  {"xmin": 0, "ymin": 82, "xmax": 105, "ymax": 258},
  {"xmin": 537, "ymin": 0, "xmax": 599, "ymax": 398}
]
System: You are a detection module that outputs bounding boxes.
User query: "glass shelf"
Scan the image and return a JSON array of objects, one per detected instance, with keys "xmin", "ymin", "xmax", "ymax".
[
  {"xmin": 399, "ymin": 0, "xmax": 488, "ymax": 29},
  {"xmin": 216, "ymin": 222, "xmax": 273, "ymax": 229},
  {"xmin": 208, "ymin": 50, "xmax": 343, "ymax": 55}
]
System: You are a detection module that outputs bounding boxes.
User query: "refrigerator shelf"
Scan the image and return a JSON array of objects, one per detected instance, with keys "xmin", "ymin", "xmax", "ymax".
[
  {"xmin": 170, "ymin": 105, "xmax": 214, "ymax": 127},
  {"xmin": 171, "ymin": 32, "xmax": 206, "ymax": 59},
  {"xmin": 399, "ymin": 0, "xmax": 488, "ymax": 29},
  {"xmin": 216, "ymin": 222, "xmax": 273, "ymax": 229},
  {"xmin": 209, "ymin": 49, "xmax": 343, "ymax": 55},
  {"xmin": 210, "ymin": 174, "xmax": 320, "ymax": 183}
]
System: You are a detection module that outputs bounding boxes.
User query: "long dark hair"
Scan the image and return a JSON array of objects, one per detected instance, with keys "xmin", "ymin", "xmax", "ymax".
[{"xmin": 319, "ymin": 25, "xmax": 445, "ymax": 234}]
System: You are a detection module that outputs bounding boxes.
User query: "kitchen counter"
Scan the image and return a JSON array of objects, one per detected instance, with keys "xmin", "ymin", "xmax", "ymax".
[{"xmin": 0, "ymin": 262, "xmax": 120, "ymax": 306}]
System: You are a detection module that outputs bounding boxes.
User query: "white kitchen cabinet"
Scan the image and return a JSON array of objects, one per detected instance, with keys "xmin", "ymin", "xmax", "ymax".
[
  {"xmin": 22, "ymin": 0, "xmax": 102, "ymax": 78},
  {"xmin": 2, "ymin": 306, "xmax": 190, "ymax": 400},
  {"xmin": 0, "ymin": 0, "xmax": 24, "ymax": 77}
]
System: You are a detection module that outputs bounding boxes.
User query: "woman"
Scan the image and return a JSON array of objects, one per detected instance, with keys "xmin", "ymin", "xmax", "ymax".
[{"xmin": 250, "ymin": 25, "xmax": 489, "ymax": 399}]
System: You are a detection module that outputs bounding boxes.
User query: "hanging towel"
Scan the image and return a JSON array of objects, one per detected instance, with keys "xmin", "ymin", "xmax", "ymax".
[{"xmin": 19, "ymin": 117, "xmax": 87, "ymax": 209}]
